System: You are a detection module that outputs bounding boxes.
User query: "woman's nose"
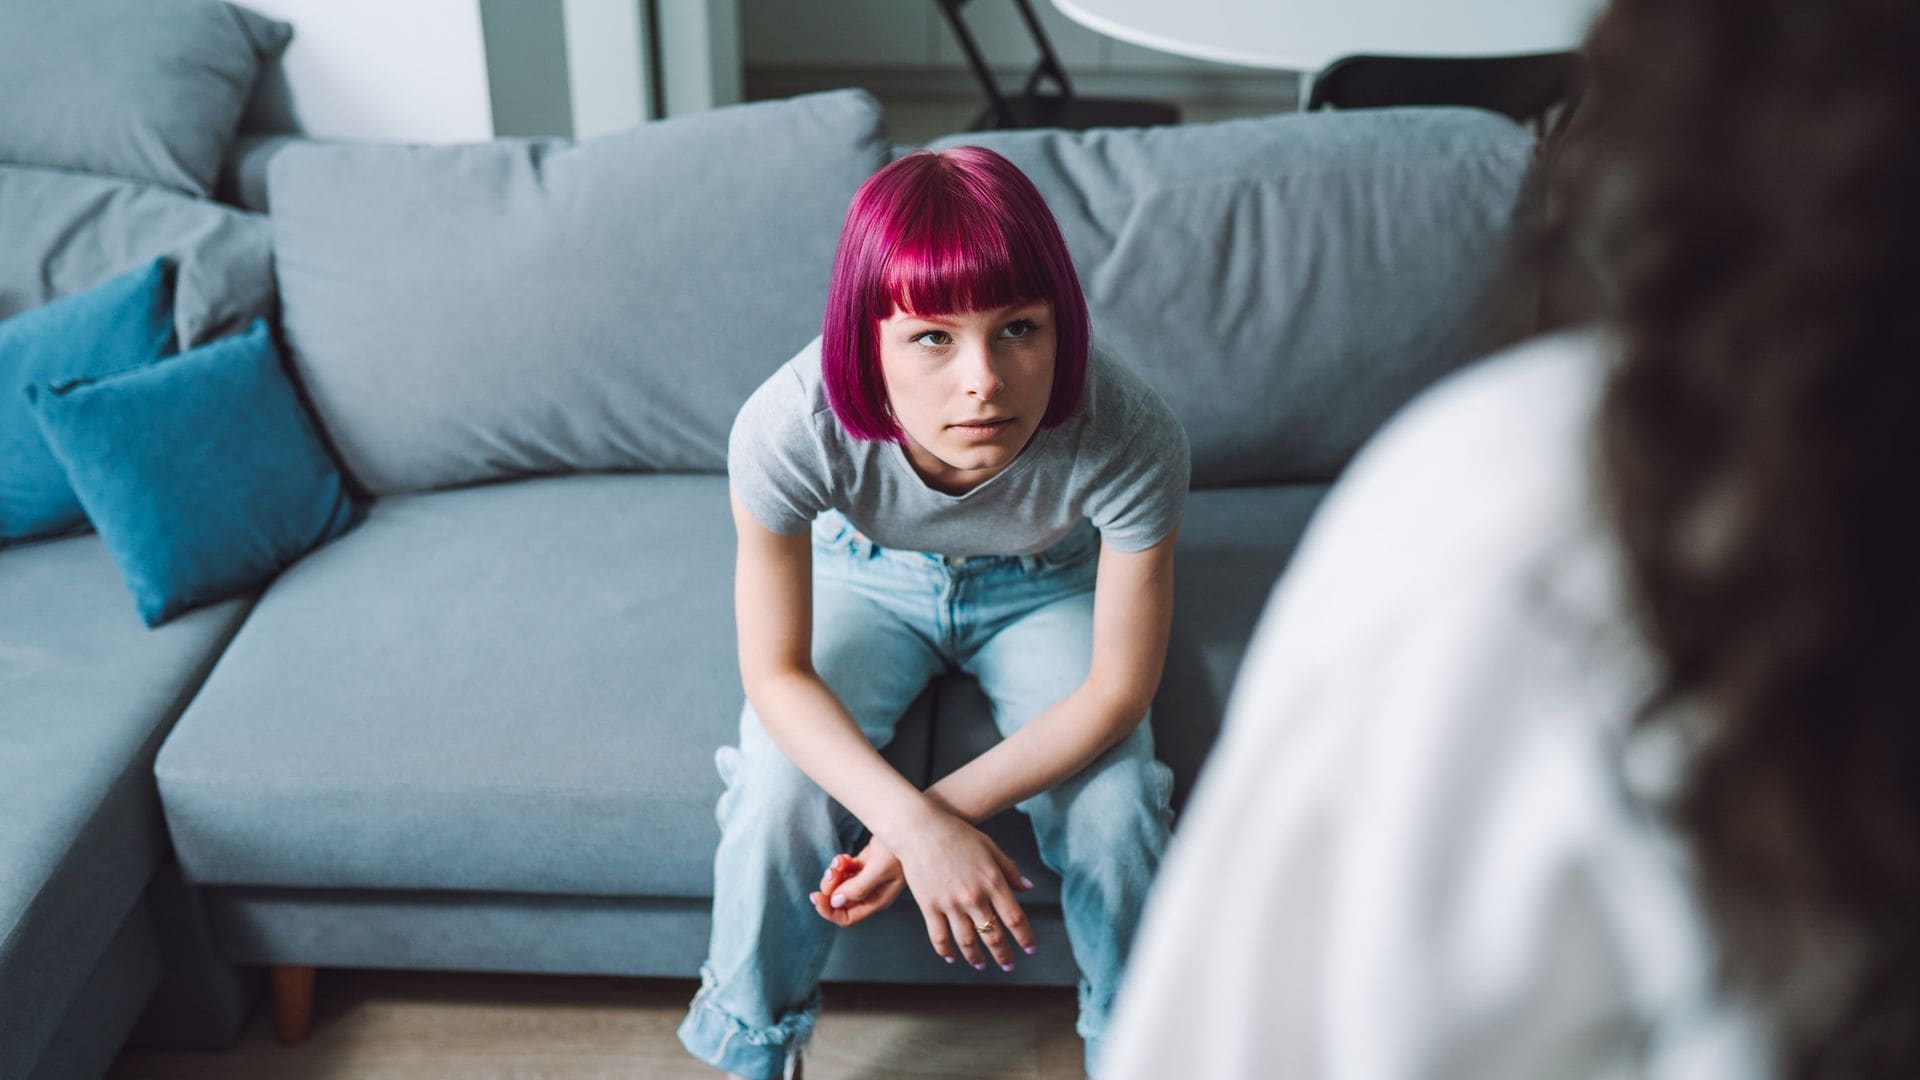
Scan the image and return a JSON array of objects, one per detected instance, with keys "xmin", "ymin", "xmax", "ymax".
[{"xmin": 962, "ymin": 342, "xmax": 1004, "ymax": 400}]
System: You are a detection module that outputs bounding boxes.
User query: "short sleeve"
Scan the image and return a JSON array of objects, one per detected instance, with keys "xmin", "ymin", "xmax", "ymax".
[
  {"xmin": 726, "ymin": 359, "xmax": 831, "ymax": 536},
  {"xmin": 1084, "ymin": 366, "xmax": 1190, "ymax": 551}
]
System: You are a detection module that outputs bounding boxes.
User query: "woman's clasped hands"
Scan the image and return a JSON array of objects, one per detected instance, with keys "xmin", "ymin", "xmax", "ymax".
[{"xmin": 808, "ymin": 809, "xmax": 1038, "ymax": 972}]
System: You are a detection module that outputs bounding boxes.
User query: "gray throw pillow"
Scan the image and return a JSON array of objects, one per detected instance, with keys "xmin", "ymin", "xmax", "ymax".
[
  {"xmin": 0, "ymin": 0, "xmax": 291, "ymax": 197},
  {"xmin": 269, "ymin": 89, "xmax": 892, "ymax": 496},
  {"xmin": 0, "ymin": 165, "xmax": 275, "ymax": 350},
  {"xmin": 931, "ymin": 108, "xmax": 1538, "ymax": 486}
]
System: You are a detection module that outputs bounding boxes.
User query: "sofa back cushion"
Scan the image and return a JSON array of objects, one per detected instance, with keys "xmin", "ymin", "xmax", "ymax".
[
  {"xmin": 1, "ymin": 259, "xmax": 178, "ymax": 547},
  {"xmin": 269, "ymin": 90, "xmax": 892, "ymax": 496},
  {"xmin": 25, "ymin": 320, "xmax": 364, "ymax": 627},
  {"xmin": 0, "ymin": 0, "xmax": 290, "ymax": 197},
  {"xmin": 931, "ymin": 108, "xmax": 1538, "ymax": 486},
  {"xmin": 0, "ymin": 165, "xmax": 276, "ymax": 351}
]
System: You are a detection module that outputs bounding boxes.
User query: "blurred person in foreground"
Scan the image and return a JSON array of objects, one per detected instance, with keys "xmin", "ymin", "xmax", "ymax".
[{"xmin": 1103, "ymin": 0, "xmax": 1920, "ymax": 1077}]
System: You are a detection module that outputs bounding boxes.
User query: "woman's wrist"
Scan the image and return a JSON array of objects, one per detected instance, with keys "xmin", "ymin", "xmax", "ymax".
[
  {"xmin": 866, "ymin": 835, "xmax": 903, "ymax": 870},
  {"xmin": 872, "ymin": 796, "xmax": 953, "ymax": 861}
]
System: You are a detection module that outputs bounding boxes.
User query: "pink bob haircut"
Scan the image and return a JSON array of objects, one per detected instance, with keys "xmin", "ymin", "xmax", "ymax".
[{"xmin": 820, "ymin": 146, "xmax": 1091, "ymax": 442}]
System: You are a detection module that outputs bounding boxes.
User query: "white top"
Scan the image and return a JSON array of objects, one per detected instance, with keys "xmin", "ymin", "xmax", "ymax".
[
  {"xmin": 1052, "ymin": 0, "xmax": 1605, "ymax": 72},
  {"xmin": 1103, "ymin": 332, "xmax": 1771, "ymax": 1080}
]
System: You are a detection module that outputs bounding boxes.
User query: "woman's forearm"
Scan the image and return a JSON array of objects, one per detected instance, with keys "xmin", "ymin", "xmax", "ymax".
[
  {"xmin": 730, "ymin": 489, "xmax": 950, "ymax": 847},
  {"xmin": 925, "ymin": 533, "xmax": 1176, "ymax": 825},
  {"xmin": 921, "ymin": 681, "xmax": 1145, "ymax": 825},
  {"xmin": 747, "ymin": 667, "xmax": 942, "ymax": 843}
]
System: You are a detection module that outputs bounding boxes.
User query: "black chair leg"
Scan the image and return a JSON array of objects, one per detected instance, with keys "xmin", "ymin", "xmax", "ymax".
[{"xmin": 934, "ymin": 0, "xmax": 1179, "ymax": 131}]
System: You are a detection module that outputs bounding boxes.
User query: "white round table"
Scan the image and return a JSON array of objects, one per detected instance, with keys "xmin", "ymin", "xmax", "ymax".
[{"xmin": 1052, "ymin": 0, "xmax": 1604, "ymax": 72}]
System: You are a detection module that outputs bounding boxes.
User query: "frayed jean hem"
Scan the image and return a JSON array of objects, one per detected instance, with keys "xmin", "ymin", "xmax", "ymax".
[
  {"xmin": 678, "ymin": 970, "xmax": 818, "ymax": 1080},
  {"xmin": 1078, "ymin": 979, "xmax": 1109, "ymax": 1077}
]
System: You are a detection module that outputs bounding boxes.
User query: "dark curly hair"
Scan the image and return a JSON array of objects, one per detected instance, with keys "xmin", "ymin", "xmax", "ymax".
[{"xmin": 1514, "ymin": 1, "xmax": 1920, "ymax": 1074}]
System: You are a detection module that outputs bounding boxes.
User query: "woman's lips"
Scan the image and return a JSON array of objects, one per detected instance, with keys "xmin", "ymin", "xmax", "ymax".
[{"xmin": 950, "ymin": 417, "xmax": 1013, "ymax": 440}]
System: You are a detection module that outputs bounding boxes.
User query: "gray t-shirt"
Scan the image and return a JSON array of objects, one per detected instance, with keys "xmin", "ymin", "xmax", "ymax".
[{"xmin": 729, "ymin": 336, "xmax": 1190, "ymax": 556}]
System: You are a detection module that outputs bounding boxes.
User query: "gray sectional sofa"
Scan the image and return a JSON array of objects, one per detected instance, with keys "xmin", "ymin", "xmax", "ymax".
[{"xmin": 2, "ymin": 29, "xmax": 1540, "ymax": 1075}]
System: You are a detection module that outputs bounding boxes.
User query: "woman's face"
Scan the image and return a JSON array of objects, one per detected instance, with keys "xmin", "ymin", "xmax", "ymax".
[{"xmin": 875, "ymin": 300, "xmax": 1056, "ymax": 496}]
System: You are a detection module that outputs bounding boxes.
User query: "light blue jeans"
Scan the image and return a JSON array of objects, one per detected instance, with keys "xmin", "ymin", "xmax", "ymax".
[{"xmin": 678, "ymin": 510, "xmax": 1174, "ymax": 1079}]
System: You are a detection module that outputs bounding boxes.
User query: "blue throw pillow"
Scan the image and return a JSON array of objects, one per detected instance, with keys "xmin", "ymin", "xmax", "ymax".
[
  {"xmin": 0, "ymin": 256, "xmax": 177, "ymax": 544},
  {"xmin": 24, "ymin": 319, "xmax": 363, "ymax": 627}
]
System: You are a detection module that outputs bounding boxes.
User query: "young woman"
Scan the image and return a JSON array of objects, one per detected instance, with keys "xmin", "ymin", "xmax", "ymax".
[
  {"xmin": 1104, "ymin": 0, "xmax": 1920, "ymax": 1077},
  {"xmin": 677, "ymin": 146, "xmax": 1189, "ymax": 1080}
]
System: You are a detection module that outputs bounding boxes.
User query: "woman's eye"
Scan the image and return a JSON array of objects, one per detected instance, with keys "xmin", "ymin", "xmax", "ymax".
[
  {"xmin": 1001, "ymin": 319, "xmax": 1038, "ymax": 339},
  {"xmin": 911, "ymin": 330, "xmax": 951, "ymax": 347}
]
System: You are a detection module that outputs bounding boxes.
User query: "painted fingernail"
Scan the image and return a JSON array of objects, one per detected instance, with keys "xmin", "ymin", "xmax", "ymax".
[
  {"xmin": 1024, "ymin": 946, "xmax": 1037, "ymax": 955},
  {"xmin": 1019, "ymin": 876, "xmax": 1034, "ymax": 889},
  {"xmin": 1001, "ymin": 964, "xmax": 1014, "ymax": 972},
  {"xmin": 973, "ymin": 962, "xmax": 987, "ymax": 971},
  {"xmin": 830, "ymin": 893, "xmax": 847, "ymax": 909},
  {"xmin": 944, "ymin": 955, "xmax": 956, "ymax": 964}
]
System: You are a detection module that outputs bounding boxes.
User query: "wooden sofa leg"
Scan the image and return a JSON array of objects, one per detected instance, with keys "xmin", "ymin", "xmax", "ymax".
[{"xmin": 272, "ymin": 964, "xmax": 316, "ymax": 1046}]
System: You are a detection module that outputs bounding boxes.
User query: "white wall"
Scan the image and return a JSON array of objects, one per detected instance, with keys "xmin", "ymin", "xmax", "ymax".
[
  {"xmin": 242, "ymin": 0, "xmax": 496, "ymax": 141},
  {"xmin": 243, "ymin": 0, "xmax": 742, "ymax": 142}
]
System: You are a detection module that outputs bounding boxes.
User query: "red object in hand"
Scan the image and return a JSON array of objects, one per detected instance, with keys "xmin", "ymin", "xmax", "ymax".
[{"xmin": 809, "ymin": 853, "xmax": 863, "ymax": 920}]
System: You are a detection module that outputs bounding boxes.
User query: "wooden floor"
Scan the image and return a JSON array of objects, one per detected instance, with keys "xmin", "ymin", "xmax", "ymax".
[{"xmin": 108, "ymin": 970, "xmax": 1091, "ymax": 1079}]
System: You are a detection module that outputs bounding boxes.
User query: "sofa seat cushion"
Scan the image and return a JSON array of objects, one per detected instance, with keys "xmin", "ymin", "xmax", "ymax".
[
  {"xmin": 0, "ymin": 534, "xmax": 254, "ymax": 1080},
  {"xmin": 926, "ymin": 483, "xmax": 1331, "ymax": 895},
  {"xmin": 155, "ymin": 473, "xmax": 930, "ymax": 899}
]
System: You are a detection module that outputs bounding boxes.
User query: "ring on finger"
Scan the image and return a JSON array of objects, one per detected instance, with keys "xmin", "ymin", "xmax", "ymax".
[{"xmin": 976, "ymin": 918, "xmax": 997, "ymax": 935}]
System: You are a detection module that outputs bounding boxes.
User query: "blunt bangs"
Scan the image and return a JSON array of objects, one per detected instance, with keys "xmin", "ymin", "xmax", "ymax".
[{"xmin": 821, "ymin": 147, "xmax": 1089, "ymax": 442}]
